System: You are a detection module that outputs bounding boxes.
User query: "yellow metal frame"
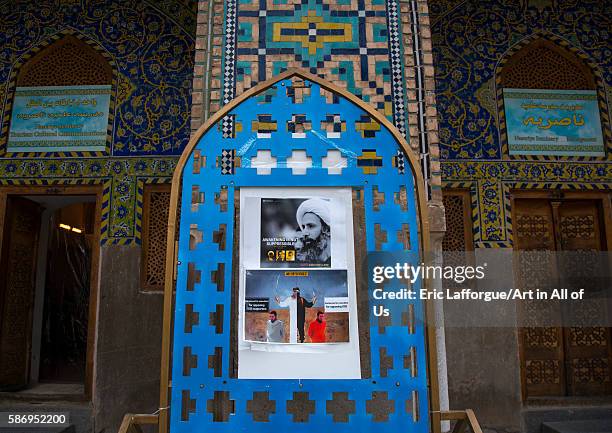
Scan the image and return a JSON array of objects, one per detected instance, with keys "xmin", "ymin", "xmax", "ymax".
[
  {"xmin": 157, "ymin": 69, "xmax": 440, "ymax": 433},
  {"xmin": 117, "ymin": 414, "xmax": 159, "ymax": 433},
  {"xmin": 440, "ymin": 410, "xmax": 484, "ymax": 433}
]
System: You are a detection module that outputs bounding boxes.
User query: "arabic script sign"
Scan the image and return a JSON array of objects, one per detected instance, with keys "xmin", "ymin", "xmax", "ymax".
[
  {"xmin": 503, "ymin": 88, "xmax": 605, "ymax": 157},
  {"xmin": 7, "ymin": 85, "xmax": 111, "ymax": 153}
]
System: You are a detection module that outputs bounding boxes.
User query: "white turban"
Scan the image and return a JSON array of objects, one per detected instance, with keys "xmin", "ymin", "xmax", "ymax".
[{"xmin": 296, "ymin": 198, "xmax": 331, "ymax": 228}]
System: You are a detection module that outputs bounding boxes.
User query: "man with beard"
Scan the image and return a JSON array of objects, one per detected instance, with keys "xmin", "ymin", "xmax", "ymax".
[
  {"xmin": 308, "ymin": 311, "xmax": 326, "ymax": 343},
  {"xmin": 275, "ymin": 287, "xmax": 317, "ymax": 343},
  {"xmin": 266, "ymin": 310, "xmax": 285, "ymax": 343},
  {"xmin": 295, "ymin": 198, "xmax": 331, "ymax": 266}
]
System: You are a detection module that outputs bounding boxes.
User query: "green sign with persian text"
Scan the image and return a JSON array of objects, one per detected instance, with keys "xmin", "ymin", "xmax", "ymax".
[
  {"xmin": 503, "ymin": 88, "xmax": 605, "ymax": 157},
  {"xmin": 7, "ymin": 85, "xmax": 111, "ymax": 153}
]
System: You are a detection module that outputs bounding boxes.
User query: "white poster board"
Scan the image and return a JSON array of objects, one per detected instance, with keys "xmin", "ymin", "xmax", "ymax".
[{"xmin": 238, "ymin": 187, "xmax": 361, "ymax": 379}]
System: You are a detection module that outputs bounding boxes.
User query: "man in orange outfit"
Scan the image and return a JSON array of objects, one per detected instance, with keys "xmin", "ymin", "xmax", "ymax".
[{"xmin": 308, "ymin": 311, "xmax": 326, "ymax": 343}]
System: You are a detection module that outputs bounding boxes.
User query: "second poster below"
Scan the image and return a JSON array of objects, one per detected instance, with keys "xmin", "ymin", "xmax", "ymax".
[{"xmin": 244, "ymin": 269, "xmax": 350, "ymax": 344}]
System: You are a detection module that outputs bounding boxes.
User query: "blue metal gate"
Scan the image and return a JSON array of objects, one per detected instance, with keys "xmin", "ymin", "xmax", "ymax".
[{"xmin": 168, "ymin": 71, "xmax": 432, "ymax": 432}]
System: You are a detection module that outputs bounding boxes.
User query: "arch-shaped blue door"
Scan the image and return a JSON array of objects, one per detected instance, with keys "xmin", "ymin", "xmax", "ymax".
[{"xmin": 165, "ymin": 70, "xmax": 434, "ymax": 433}]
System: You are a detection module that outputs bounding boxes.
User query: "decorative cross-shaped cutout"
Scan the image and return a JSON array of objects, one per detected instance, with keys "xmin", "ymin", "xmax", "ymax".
[
  {"xmin": 251, "ymin": 150, "xmax": 277, "ymax": 175},
  {"xmin": 287, "ymin": 114, "xmax": 312, "ymax": 138},
  {"xmin": 211, "ymin": 263, "xmax": 225, "ymax": 291},
  {"xmin": 252, "ymin": 114, "xmax": 277, "ymax": 138},
  {"xmin": 220, "ymin": 114, "xmax": 242, "ymax": 138},
  {"xmin": 246, "ymin": 391, "xmax": 276, "ymax": 422},
  {"xmin": 286, "ymin": 77, "xmax": 311, "ymax": 103},
  {"xmin": 207, "ymin": 391, "xmax": 235, "ymax": 422},
  {"xmin": 379, "ymin": 347, "xmax": 394, "ymax": 377},
  {"xmin": 374, "ymin": 223, "xmax": 387, "ymax": 251},
  {"xmin": 191, "ymin": 186, "xmax": 204, "ymax": 212},
  {"xmin": 184, "ymin": 304, "xmax": 199, "ymax": 333},
  {"xmin": 207, "ymin": 346, "xmax": 222, "ymax": 377},
  {"xmin": 358, "ymin": 149, "xmax": 383, "ymax": 174},
  {"xmin": 187, "ymin": 262, "xmax": 201, "ymax": 291},
  {"xmin": 326, "ymin": 392, "xmax": 355, "ymax": 422},
  {"xmin": 378, "ymin": 314, "xmax": 391, "ymax": 334},
  {"xmin": 213, "ymin": 224, "xmax": 226, "ymax": 250},
  {"xmin": 189, "ymin": 224, "xmax": 203, "ymax": 250},
  {"xmin": 218, "ymin": 149, "xmax": 241, "ymax": 175},
  {"xmin": 392, "ymin": 150, "xmax": 406, "ymax": 174},
  {"xmin": 193, "ymin": 150, "xmax": 205, "ymax": 174},
  {"xmin": 181, "ymin": 390, "xmax": 196, "ymax": 421},
  {"xmin": 183, "ymin": 346, "xmax": 198, "ymax": 376},
  {"xmin": 209, "ymin": 304, "xmax": 224, "ymax": 334},
  {"xmin": 397, "ymin": 224, "xmax": 411, "ymax": 250},
  {"xmin": 322, "ymin": 150, "xmax": 347, "ymax": 175},
  {"xmin": 286, "ymin": 150, "xmax": 312, "ymax": 175},
  {"xmin": 214, "ymin": 188, "xmax": 228, "ymax": 212},
  {"xmin": 403, "ymin": 346, "xmax": 417, "ymax": 378},
  {"xmin": 366, "ymin": 391, "xmax": 395, "ymax": 422},
  {"xmin": 321, "ymin": 114, "xmax": 346, "ymax": 138},
  {"xmin": 406, "ymin": 390, "xmax": 419, "ymax": 422},
  {"xmin": 353, "ymin": 188, "xmax": 363, "ymax": 202},
  {"xmin": 401, "ymin": 304, "xmax": 415, "ymax": 334},
  {"xmin": 286, "ymin": 392, "xmax": 315, "ymax": 422},
  {"xmin": 394, "ymin": 186, "xmax": 408, "ymax": 211},
  {"xmin": 355, "ymin": 115, "xmax": 381, "ymax": 138},
  {"xmin": 372, "ymin": 186, "xmax": 385, "ymax": 211}
]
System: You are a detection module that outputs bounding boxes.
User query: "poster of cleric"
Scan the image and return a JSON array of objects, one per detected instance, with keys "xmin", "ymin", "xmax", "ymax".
[
  {"xmin": 244, "ymin": 270, "xmax": 350, "ymax": 344},
  {"xmin": 260, "ymin": 197, "xmax": 333, "ymax": 268}
]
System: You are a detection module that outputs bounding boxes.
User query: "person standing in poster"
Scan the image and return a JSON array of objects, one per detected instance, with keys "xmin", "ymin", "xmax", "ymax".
[
  {"xmin": 308, "ymin": 311, "xmax": 326, "ymax": 343},
  {"xmin": 275, "ymin": 287, "xmax": 316, "ymax": 343},
  {"xmin": 266, "ymin": 311, "xmax": 285, "ymax": 343}
]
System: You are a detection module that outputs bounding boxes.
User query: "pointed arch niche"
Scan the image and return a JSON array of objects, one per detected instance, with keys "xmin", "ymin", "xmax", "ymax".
[
  {"xmin": 3, "ymin": 33, "xmax": 116, "ymax": 156},
  {"xmin": 496, "ymin": 36, "xmax": 610, "ymax": 159}
]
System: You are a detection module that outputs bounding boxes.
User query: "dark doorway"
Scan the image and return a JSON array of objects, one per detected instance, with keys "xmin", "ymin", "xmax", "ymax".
[
  {"xmin": 39, "ymin": 200, "xmax": 95, "ymax": 384},
  {"xmin": 0, "ymin": 195, "xmax": 96, "ymax": 395}
]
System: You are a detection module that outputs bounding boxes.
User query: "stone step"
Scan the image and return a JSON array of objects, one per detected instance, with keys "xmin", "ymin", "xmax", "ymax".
[{"xmin": 543, "ymin": 419, "xmax": 612, "ymax": 433}]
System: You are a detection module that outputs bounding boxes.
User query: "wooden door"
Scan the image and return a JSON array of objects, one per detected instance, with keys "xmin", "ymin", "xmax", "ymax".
[
  {"xmin": 556, "ymin": 200, "xmax": 611, "ymax": 396},
  {"xmin": 515, "ymin": 197, "xmax": 611, "ymax": 398},
  {"xmin": 514, "ymin": 198, "xmax": 565, "ymax": 397},
  {"xmin": 0, "ymin": 196, "xmax": 42, "ymax": 390}
]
